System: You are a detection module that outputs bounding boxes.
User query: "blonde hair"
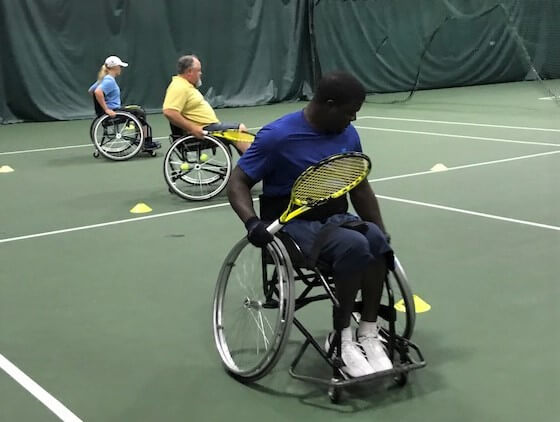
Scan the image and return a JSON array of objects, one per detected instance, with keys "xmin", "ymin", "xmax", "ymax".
[{"xmin": 97, "ymin": 64, "xmax": 109, "ymax": 82}]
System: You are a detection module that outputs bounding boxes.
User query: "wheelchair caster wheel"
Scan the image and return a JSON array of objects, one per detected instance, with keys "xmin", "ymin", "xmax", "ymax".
[
  {"xmin": 328, "ymin": 385, "xmax": 340, "ymax": 404},
  {"xmin": 168, "ymin": 187, "xmax": 174, "ymax": 194},
  {"xmin": 394, "ymin": 372, "xmax": 408, "ymax": 387},
  {"xmin": 150, "ymin": 151, "xmax": 157, "ymax": 157},
  {"xmin": 93, "ymin": 150, "xmax": 100, "ymax": 158}
]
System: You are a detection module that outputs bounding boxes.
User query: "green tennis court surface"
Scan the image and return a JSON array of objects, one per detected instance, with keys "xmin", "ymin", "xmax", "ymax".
[{"xmin": 1, "ymin": 81, "xmax": 559, "ymax": 421}]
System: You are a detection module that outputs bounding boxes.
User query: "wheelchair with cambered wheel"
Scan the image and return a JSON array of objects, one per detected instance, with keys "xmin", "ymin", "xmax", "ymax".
[
  {"xmin": 89, "ymin": 98, "xmax": 158, "ymax": 161},
  {"xmin": 212, "ymin": 231, "xmax": 426, "ymax": 403},
  {"xmin": 163, "ymin": 124, "xmax": 254, "ymax": 201}
]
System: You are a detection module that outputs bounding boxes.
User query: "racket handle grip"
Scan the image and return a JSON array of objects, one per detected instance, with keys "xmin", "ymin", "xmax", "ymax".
[{"xmin": 266, "ymin": 219, "xmax": 283, "ymax": 235}]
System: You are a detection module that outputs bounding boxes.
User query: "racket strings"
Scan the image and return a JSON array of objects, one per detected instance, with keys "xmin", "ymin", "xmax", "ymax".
[{"xmin": 292, "ymin": 156, "xmax": 370, "ymax": 205}]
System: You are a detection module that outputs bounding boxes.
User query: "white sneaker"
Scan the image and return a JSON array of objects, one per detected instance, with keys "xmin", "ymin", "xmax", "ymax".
[
  {"xmin": 325, "ymin": 332, "xmax": 374, "ymax": 378},
  {"xmin": 358, "ymin": 331, "xmax": 393, "ymax": 373}
]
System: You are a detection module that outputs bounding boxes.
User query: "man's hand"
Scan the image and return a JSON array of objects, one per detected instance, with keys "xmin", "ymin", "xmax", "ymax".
[
  {"xmin": 245, "ymin": 217, "xmax": 274, "ymax": 247},
  {"xmin": 162, "ymin": 109, "xmax": 205, "ymax": 139},
  {"xmin": 106, "ymin": 109, "xmax": 116, "ymax": 118},
  {"xmin": 191, "ymin": 125, "xmax": 206, "ymax": 139}
]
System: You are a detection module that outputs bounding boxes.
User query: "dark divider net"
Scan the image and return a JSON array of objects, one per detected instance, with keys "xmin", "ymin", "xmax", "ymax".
[{"xmin": 312, "ymin": 0, "xmax": 560, "ymax": 104}]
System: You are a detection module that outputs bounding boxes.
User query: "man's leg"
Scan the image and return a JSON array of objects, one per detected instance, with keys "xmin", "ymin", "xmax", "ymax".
[
  {"xmin": 356, "ymin": 222, "xmax": 393, "ymax": 372},
  {"xmin": 359, "ymin": 221, "xmax": 392, "ymax": 321},
  {"xmin": 321, "ymin": 228, "xmax": 376, "ymax": 377},
  {"xmin": 284, "ymin": 222, "xmax": 374, "ymax": 377},
  {"xmin": 359, "ymin": 257, "xmax": 387, "ymax": 323},
  {"xmin": 332, "ymin": 269, "xmax": 363, "ymax": 331}
]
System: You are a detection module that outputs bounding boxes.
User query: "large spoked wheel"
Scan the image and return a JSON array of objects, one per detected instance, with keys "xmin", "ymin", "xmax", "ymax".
[
  {"xmin": 164, "ymin": 135, "xmax": 232, "ymax": 201},
  {"xmin": 213, "ymin": 237, "xmax": 296, "ymax": 383},
  {"xmin": 92, "ymin": 112, "xmax": 144, "ymax": 161},
  {"xmin": 381, "ymin": 255, "xmax": 416, "ymax": 340}
]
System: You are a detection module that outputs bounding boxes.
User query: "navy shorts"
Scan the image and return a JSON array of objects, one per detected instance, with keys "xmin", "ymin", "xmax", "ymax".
[{"xmin": 283, "ymin": 213, "xmax": 393, "ymax": 275}]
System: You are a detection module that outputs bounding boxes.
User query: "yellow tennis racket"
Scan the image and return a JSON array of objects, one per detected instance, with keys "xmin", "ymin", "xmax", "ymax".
[
  {"xmin": 209, "ymin": 130, "xmax": 255, "ymax": 143},
  {"xmin": 266, "ymin": 152, "xmax": 372, "ymax": 234}
]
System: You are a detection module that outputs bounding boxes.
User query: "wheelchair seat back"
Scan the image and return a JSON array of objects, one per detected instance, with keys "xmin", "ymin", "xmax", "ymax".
[
  {"xmin": 169, "ymin": 123, "xmax": 185, "ymax": 141},
  {"xmin": 92, "ymin": 95, "xmax": 127, "ymax": 125},
  {"xmin": 93, "ymin": 95, "xmax": 104, "ymax": 117}
]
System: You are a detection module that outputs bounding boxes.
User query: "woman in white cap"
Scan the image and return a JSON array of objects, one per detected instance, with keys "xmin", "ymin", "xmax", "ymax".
[{"xmin": 88, "ymin": 55, "xmax": 160, "ymax": 150}]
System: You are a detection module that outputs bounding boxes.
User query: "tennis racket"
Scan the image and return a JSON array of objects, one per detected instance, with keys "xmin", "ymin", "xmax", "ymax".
[
  {"xmin": 266, "ymin": 152, "xmax": 371, "ymax": 234},
  {"xmin": 206, "ymin": 129, "xmax": 255, "ymax": 143}
]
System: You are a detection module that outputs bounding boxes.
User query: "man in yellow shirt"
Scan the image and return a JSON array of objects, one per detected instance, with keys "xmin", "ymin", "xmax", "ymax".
[{"xmin": 163, "ymin": 55, "xmax": 250, "ymax": 153}]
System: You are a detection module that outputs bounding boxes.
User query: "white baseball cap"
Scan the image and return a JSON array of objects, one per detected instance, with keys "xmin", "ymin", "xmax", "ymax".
[{"xmin": 105, "ymin": 56, "xmax": 128, "ymax": 68}]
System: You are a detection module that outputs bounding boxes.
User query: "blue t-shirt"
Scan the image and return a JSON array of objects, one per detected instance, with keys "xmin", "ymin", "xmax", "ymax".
[
  {"xmin": 88, "ymin": 75, "xmax": 121, "ymax": 109},
  {"xmin": 238, "ymin": 110, "xmax": 363, "ymax": 197}
]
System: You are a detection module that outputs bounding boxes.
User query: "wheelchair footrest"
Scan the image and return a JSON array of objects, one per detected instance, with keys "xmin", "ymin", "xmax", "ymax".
[{"xmin": 288, "ymin": 335, "xmax": 426, "ymax": 390}]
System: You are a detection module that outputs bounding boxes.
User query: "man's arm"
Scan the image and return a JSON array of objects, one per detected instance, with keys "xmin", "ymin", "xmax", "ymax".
[
  {"xmin": 227, "ymin": 166, "xmax": 258, "ymax": 224},
  {"xmin": 349, "ymin": 180, "xmax": 387, "ymax": 234},
  {"xmin": 227, "ymin": 166, "xmax": 274, "ymax": 247},
  {"xmin": 162, "ymin": 109, "xmax": 205, "ymax": 139}
]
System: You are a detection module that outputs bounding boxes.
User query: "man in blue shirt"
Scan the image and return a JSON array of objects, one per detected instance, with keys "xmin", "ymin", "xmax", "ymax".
[{"xmin": 228, "ymin": 72, "xmax": 393, "ymax": 378}]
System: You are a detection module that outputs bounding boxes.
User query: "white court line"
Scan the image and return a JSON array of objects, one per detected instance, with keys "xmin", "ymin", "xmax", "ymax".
[
  {"xmin": 0, "ymin": 148, "xmax": 557, "ymax": 244},
  {"xmin": 355, "ymin": 125, "xmax": 559, "ymax": 147},
  {"xmin": 0, "ymin": 144, "xmax": 91, "ymax": 156},
  {"xmin": 0, "ymin": 202, "xmax": 233, "ymax": 244},
  {"xmin": 0, "ymin": 353, "xmax": 82, "ymax": 422},
  {"xmin": 370, "ymin": 149, "xmax": 560, "ymax": 182},
  {"xmin": 357, "ymin": 115, "xmax": 560, "ymax": 132},
  {"xmin": 0, "ymin": 128, "xmax": 261, "ymax": 156},
  {"xmin": 0, "ymin": 137, "xmax": 166, "ymax": 156},
  {"xmin": 378, "ymin": 195, "xmax": 560, "ymax": 232}
]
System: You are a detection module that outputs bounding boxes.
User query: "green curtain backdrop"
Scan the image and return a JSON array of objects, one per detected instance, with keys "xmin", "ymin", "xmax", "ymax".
[
  {"xmin": 313, "ymin": 0, "xmax": 559, "ymax": 94},
  {"xmin": 0, "ymin": 0, "xmax": 558, "ymax": 124},
  {"xmin": 0, "ymin": 0, "xmax": 313, "ymax": 123}
]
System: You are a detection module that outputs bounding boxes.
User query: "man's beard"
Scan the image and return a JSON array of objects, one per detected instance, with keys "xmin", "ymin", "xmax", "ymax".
[{"xmin": 196, "ymin": 79, "xmax": 202, "ymax": 88}]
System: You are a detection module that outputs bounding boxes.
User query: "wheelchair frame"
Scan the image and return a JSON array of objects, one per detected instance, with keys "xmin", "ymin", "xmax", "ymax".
[
  {"xmin": 89, "ymin": 97, "xmax": 156, "ymax": 161},
  {"xmin": 213, "ymin": 233, "xmax": 426, "ymax": 403}
]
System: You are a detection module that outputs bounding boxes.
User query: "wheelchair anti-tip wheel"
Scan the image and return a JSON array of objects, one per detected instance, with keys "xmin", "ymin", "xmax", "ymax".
[
  {"xmin": 213, "ymin": 237, "xmax": 296, "ymax": 382},
  {"xmin": 164, "ymin": 135, "xmax": 232, "ymax": 201},
  {"xmin": 91, "ymin": 111, "xmax": 144, "ymax": 161}
]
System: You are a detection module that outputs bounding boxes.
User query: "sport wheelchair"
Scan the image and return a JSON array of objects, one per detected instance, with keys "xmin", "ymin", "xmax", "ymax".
[
  {"xmin": 163, "ymin": 124, "xmax": 254, "ymax": 201},
  {"xmin": 89, "ymin": 98, "xmax": 158, "ymax": 161},
  {"xmin": 212, "ymin": 231, "xmax": 426, "ymax": 403}
]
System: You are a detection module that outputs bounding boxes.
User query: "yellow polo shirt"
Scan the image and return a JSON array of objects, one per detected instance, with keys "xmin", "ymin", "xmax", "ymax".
[{"xmin": 162, "ymin": 76, "xmax": 219, "ymax": 126}]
